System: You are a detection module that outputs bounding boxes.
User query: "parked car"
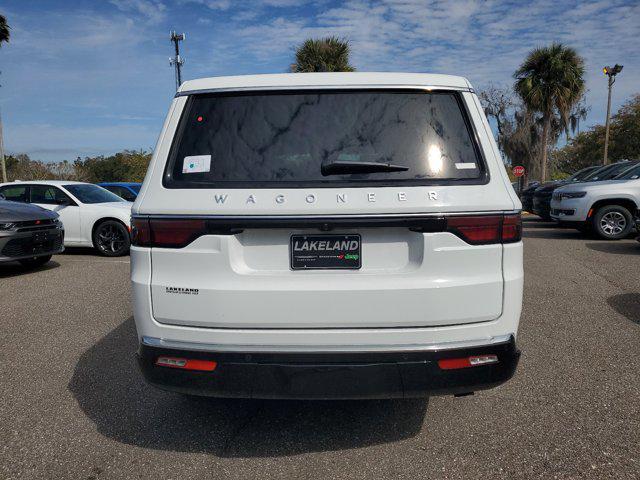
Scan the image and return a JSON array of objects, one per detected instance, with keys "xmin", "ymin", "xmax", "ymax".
[
  {"xmin": 0, "ymin": 181, "xmax": 132, "ymax": 256},
  {"xmin": 0, "ymin": 195, "xmax": 64, "ymax": 267},
  {"xmin": 98, "ymin": 182, "xmax": 141, "ymax": 202},
  {"xmin": 531, "ymin": 165, "xmax": 604, "ymax": 220},
  {"xmin": 550, "ymin": 165, "xmax": 640, "ymax": 239},
  {"xmin": 519, "ymin": 181, "xmax": 541, "ymax": 213},
  {"xmin": 131, "ymin": 72, "xmax": 523, "ymax": 400}
]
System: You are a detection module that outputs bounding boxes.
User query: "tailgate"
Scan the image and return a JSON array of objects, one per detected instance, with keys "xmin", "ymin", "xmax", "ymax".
[{"xmin": 150, "ymin": 225, "xmax": 504, "ymax": 329}]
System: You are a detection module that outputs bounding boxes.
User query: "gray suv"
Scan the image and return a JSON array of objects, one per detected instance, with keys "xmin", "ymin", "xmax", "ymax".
[{"xmin": 0, "ymin": 196, "xmax": 65, "ymax": 267}]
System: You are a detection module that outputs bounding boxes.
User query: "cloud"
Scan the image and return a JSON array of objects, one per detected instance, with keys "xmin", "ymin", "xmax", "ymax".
[
  {"xmin": 211, "ymin": 0, "xmax": 639, "ymax": 125},
  {"xmin": 110, "ymin": 0, "xmax": 167, "ymax": 23},
  {"xmin": 3, "ymin": 0, "xmax": 639, "ymax": 162}
]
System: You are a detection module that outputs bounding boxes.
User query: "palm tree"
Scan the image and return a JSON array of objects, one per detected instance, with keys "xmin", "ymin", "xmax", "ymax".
[
  {"xmin": 0, "ymin": 14, "xmax": 9, "ymax": 44},
  {"xmin": 514, "ymin": 43, "xmax": 585, "ymax": 182},
  {"xmin": 291, "ymin": 37, "xmax": 355, "ymax": 73},
  {"xmin": 0, "ymin": 14, "xmax": 9, "ymax": 183}
]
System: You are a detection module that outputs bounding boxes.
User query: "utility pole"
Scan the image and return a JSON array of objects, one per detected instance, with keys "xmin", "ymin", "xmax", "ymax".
[
  {"xmin": 0, "ymin": 107, "xmax": 6, "ymax": 183},
  {"xmin": 0, "ymin": 108, "xmax": 6, "ymax": 183},
  {"xmin": 169, "ymin": 31, "xmax": 185, "ymax": 91},
  {"xmin": 602, "ymin": 64, "xmax": 623, "ymax": 165}
]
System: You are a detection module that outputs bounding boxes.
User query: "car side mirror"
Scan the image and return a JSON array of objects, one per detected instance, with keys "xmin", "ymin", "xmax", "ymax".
[{"xmin": 55, "ymin": 198, "xmax": 70, "ymax": 205}]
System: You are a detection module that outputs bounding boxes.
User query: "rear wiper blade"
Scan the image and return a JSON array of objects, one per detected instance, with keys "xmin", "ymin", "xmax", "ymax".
[{"xmin": 321, "ymin": 160, "xmax": 409, "ymax": 176}]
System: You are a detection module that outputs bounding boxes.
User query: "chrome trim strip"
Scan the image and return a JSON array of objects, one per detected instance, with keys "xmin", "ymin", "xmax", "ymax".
[
  {"xmin": 176, "ymin": 84, "xmax": 472, "ymax": 97},
  {"xmin": 132, "ymin": 211, "xmax": 521, "ymax": 220},
  {"xmin": 141, "ymin": 334, "xmax": 513, "ymax": 353}
]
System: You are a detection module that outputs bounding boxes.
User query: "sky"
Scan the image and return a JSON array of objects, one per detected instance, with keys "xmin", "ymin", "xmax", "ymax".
[{"xmin": 0, "ymin": 0, "xmax": 639, "ymax": 162}]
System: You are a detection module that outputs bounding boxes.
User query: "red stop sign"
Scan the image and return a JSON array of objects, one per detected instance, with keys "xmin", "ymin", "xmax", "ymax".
[{"xmin": 513, "ymin": 165, "xmax": 525, "ymax": 177}]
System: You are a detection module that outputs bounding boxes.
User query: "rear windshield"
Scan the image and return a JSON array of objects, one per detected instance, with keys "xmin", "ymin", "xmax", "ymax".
[{"xmin": 164, "ymin": 90, "xmax": 485, "ymax": 188}]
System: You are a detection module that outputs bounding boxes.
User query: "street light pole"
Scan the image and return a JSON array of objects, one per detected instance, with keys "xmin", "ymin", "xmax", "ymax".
[{"xmin": 602, "ymin": 64, "xmax": 623, "ymax": 165}]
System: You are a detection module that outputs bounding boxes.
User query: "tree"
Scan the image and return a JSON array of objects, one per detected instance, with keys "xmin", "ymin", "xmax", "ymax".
[
  {"xmin": 0, "ymin": 13, "xmax": 9, "ymax": 183},
  {"xmin": 0, "ymin": 14, "xmax": 9, "ymax": 43},
  {"xmin": 553, "ymin": 94, "xmax": 640, "ymax": 174},
  {"xmin": 291, "ymin": 37, "xmax": 355, "ymax": 73},
  {"xmin": 514, "ymin": 43, "xmax": 585, "ymax": 182},
  {"xmin": 73, "ymin": 150, "xmax": 151, "ymax": 182}
]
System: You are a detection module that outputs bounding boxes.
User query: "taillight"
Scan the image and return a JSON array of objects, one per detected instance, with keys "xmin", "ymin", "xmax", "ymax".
[
  {"xmin": 446, "ymin": 214, "xmax": 521, "ymax": 245},
  {"xmin": 130, "ymin": 218, "xmax": 151, "ymax": 246},
  {"xmin": 150, "ymin": 219, "xmax": 207, "ymax": 248},
  {"xmin": 130, "ymin": 218, "xmax": 207, "ymax": 248},
  {"xmin": 501, "ymin": 214, "xmax": 522, "ymax": 243}
]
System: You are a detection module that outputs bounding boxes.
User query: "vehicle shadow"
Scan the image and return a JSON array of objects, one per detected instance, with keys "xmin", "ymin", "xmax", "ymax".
[
  {"xmin": 0, "ymin": 260, "xmax": 60, "ymax": 278},
  {"xmin": 61, "ymin": 247, "xmax": 101, "ymax": 256},
  {"xmin": 521, "ymin": 217, "xmax": 556, "ymax": 229},
  {"xmin": 607, "ymin": 293, "xmax": 640, "ymax": 325},
  {"xmin": 522, "ymin": 227, "xmax": 585, "ymax": 240},
  {"xmin": 585, "ymin": 242, "xmax": 639, "ymax": 256},
  {"xmin": 68, "ymin": 317, "xmax": 428, "ymax": 457}
]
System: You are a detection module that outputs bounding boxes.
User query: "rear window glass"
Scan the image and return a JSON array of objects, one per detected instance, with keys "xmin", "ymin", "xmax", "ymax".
[{"xmin": 164, "ymin": 90, "xmax": 485, "ymax": 188}]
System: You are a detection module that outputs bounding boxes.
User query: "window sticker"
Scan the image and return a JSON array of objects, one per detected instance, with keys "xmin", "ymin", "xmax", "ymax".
[
  {"xmin": 455, "ymin": 162, "xmax": 477, "ymax": 170},
  {"xmin": 183, "ymin": 155, "xmax": 211, "ymax": 174}
]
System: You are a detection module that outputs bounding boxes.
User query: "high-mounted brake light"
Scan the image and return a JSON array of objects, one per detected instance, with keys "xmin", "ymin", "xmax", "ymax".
[
  {"xmin": 155, "ymin": 356, "xmax": 217, "ymax": 372},
  {"xmin": 438, "ymin": 354, "xmax": 499, "ymax": 370},
  {"xmin": 446, "ymin": 214, "xmax": 521, "ymax": 245}
]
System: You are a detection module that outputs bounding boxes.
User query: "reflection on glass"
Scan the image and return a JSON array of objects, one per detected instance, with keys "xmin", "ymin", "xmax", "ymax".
[{"xmin": 428, "ymin": 144, "xmax": 443, "ymax": 175}]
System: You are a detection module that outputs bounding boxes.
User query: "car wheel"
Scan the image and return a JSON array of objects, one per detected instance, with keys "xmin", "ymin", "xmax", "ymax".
[
  {"xmin": 93, "ymin": 220, "xmax": 130, "ymax": 256},
  {"xmin": 592, "ymin": 205, "xmax": 633, "ymax": 240},
  {"xmin": 18, "ymin": 254, "xmax": 52, "ymax": 268}
]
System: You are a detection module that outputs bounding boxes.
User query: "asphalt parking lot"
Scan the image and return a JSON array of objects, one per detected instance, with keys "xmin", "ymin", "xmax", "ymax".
[{"xmin": 1, "ymin": 218, "xmax": 639, "ymax": 480}]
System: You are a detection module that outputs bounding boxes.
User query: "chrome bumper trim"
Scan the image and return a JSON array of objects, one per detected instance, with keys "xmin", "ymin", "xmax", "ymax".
[{"xmin": 141, "ymin": 334, "xmax": 514, "ymax": 353}]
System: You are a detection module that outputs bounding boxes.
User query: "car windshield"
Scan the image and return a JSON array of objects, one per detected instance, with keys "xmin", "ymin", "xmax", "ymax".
[
  {"xmin": 130, "ymin": 184, "xmax": 141, "ymax": 193},
  {"xmin": 64, "ymin": 184, "xmax": 126, "ymax": 204},
  {"xmin": 614, "ymin": 163, "xmax": 640, "ymax": 180},
  {"xmin": 165, "ymin": 90, "xmax": 484, "ymax": 187}
]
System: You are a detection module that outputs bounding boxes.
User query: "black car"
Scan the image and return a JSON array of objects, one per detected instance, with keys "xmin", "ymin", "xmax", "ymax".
[
  {"xmin": 0, "ymin": 197, "xmax": 65, "ymax": 267},
  {"xmin": 520, "ymin": 181, "xmax": 541, "ymax": 213},
  {"xmin": 531, "ymin": 163, "xmax": 633, "ymax": 220}
]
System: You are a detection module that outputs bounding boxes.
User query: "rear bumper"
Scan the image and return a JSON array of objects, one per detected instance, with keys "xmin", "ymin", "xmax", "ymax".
[{"xmin": 137, "ymin": 336, "xmax": 520, "ymax": 399}]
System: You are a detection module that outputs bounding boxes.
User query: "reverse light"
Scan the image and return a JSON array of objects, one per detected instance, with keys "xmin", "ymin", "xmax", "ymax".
[
  {"xmin": 155, "ymin": 356, "xmax": 217, "ymax": 372},
  {"xmin": 438, "ymin": 354, "xmax": 499, "ymax": 370}
]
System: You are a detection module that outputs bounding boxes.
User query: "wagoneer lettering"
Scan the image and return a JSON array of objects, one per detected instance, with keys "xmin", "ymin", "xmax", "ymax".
[{"xmin": 131, "ymin": 72, "xmax": 523, "ymax": 400}]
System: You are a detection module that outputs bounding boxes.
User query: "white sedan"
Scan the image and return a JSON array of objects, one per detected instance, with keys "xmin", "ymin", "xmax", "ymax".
[{"xmin": 0, "ymin": 180, "xmax": 133, "ymax": 256}]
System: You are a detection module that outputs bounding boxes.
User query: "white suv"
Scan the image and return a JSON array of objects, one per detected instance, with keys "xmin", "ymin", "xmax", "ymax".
[
  {"xmin": 551, "ymin": 163, "xmax": 640, "ymax": 239},
  {"xmin": 131, "ymin": 72, "xmax": 523, "ymax": 399}
]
